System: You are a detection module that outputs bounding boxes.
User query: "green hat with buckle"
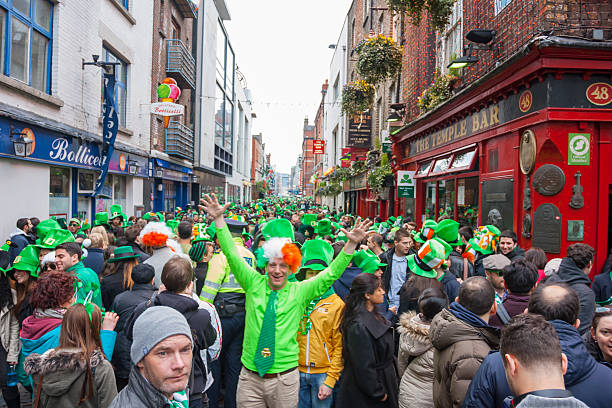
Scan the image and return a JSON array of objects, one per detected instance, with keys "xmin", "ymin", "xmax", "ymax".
[
  {"xmin": 94, "ymin": 212, "xmax": 110, "ymax": 227},
  {"xmin": 301, "ymin": 214, "xmax": 318, "ymax": 228},
  {"xmin": 34, "ymin": 219, "xmax": 62, "ymax": 243},
  {"xmin": 353, "ymin": 249, "xmax": 387, "ymax": 274},
  {"xmin": 9, "ymin": 245, "xmax": 40, "ymax": 278},
  {"xmin": 107, "ymin": 246, "xmax": 140, "ymax": 263},
  {"xmin": 315, "ymin": 219, "xmax": 332, "ymax": 236},
  {"xmin": 262, "ymin": 218, "xmax": 295, "ymax": 241},
  {"xmin": 110, "ymin": 204, "xmax": 124, "ymax": 220},
  {"xmin": 407, "ymin": 237, "xmax": 452, "ymax": 278},
  {"xmin": 36, "ymin": 228, "xmax": 75, "ymax": 249},
  {"xmin": 469, "ymin": 225, "xmax": 501, "ymax": 255},
  {"xmin": 296, "ymin": 239, "xmax": 334, "ymax": 281},
  {"xmin": 413, "ymin": 219, "xmax": 438, "ymax": 244},
  {"xmin": 435, "ymin": 219, "xmax": 461, "ymax": 246}
]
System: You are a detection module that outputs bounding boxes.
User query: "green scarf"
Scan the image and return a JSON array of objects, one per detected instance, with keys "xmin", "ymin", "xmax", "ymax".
[
  {"xmin": 299, "ymin": 287, "xmax": 335, "ymax": 335},
  {"xmin": 166, "ymin": 390, "xmax": 188, "ymax": 408}
]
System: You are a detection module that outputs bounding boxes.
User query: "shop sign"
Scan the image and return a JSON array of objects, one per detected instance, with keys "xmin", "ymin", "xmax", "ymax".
[
  {"xmin": 586, "ymin": 83, "xmax": 612, "ymax": 106},
  {"xmin": 150, "ymin": 102, "xmax": 185, "ymax": 116},
  {"xmin": 313, "ymin": 140, "xmax": 325, "ymax": 154},
  {"xmin": 382, "ymin": 130, "xmax": 392, "ymax": 153},
  {"xmin": 347, "ymin": 112, "xmax": 372, "ymax": 147},
  {"xmin": 397, "ymin": 170, "xmax": 415, "ymax": 198},
  {"xmin": 93, "ymin": 70, "xmax": 119, "ymax": 196},
  {"xmin": 568, "ymin": 133, "xmax": 590, "ymax": 165}
]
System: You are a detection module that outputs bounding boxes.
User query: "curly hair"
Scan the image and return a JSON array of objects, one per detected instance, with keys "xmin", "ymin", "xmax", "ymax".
[{"xmin": 30, "ymin": 271, "xmax": 75, "ymax": 309}]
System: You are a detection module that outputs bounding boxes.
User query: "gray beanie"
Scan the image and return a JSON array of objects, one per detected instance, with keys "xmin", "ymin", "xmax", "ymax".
[{"xmin": 131, "ymin": 306, "xmax": 193, "ymax": 364}]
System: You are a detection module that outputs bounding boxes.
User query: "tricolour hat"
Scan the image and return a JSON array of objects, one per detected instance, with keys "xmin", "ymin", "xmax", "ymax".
[
  {"xmin": 353, "ymin": 249, "xmax": 387, "ymax": 274},
  {"xmin": 469, "ymin": 225, "xmax": 501, "ymax": 255},
  {"xmin": 110, "ymin": 204, "xmax": 124, "ymax": 220},
  {"xmin": 407, "ymin": 238, "xmax": 452, "ymax": 278},
  {"xmin": 296, "ymin": 239, "xmax": 334, "ymax": 281},
  {"xmin": 414, "ymin": 220, "xmax": 438, "ymax": 244},
  {"xmin": 436, "ymin": 219, "xmax": 461, "ymax": 246},
  {"xmin": 108, "ymin": 246, "xmax": 140, "ymax": 263},
  {"xmin": 315, "ymin": 219, "xmax": 332, "ymax": 236},
  {"xmin": 36, "ymin": 228, "xmax": 75, "ymax": 249},
  {"xmin": 262, "ymin": 219, "xmax": 295, "ymax": 241},
  {"xmin": 9, "ymin": 245, "xmax": 40, "ymax": 278}
]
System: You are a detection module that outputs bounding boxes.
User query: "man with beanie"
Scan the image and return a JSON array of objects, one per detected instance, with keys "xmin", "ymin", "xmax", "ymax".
[
  {"xmin": 110, "ymin": 306, "xmax": 194, "ymax": 408},
  {"xmin": 111, "ymin": 263, "xmax": 157, "ymax": 390}
]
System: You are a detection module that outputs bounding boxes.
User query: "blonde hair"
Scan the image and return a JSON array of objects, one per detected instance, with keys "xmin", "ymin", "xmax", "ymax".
[
  {"xmin": 90, "ymin": 226, "xmax": 109, "ymax": 248},
  {"xmin": 89, "ymin": 233, "xmax": 104, "ymax": 249}
]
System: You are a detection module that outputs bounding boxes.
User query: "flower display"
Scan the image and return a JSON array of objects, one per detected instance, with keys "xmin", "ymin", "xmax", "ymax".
[
  {"xmin": 355, "ymin": 34, "xmax": 403, "ymax": 85},
  {"xmin": 341, "ymin": 80, "xmax": 375, "ymax": 115}
]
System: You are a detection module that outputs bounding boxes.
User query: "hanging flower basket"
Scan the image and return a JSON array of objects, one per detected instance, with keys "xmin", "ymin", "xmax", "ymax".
[
  {"xmin": 417, "ymin": 69, "xmax": 458, "ymax": 113},
  {"xmin": 341, "ymin": 80, "xmax": 375, "ymax": 115},
  {"xmin": 386, "ymin": 0, "xmax": 455, "ymax": 32},
  {"xmin": 355, "ymin": 34, "xmax": 403, "ymax": 85}
]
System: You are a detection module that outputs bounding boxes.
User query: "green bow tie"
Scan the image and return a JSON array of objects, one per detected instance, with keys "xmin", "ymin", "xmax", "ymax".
[{"xmin": 253, "ymin": 290, "xmax": 278, "ymax": 376}]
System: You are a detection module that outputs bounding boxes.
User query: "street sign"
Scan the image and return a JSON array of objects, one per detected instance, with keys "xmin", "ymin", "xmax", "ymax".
[
  {"xmin": 568, "ymin": 133, "xmax": 590, "ymax": 165},
  {"xmin": 151, "ymin": 102, "xmax": 185, "ymax": 116},
  {"xmin": 347, "ymin": 112, "xmax": 372, "ymax": 147},
  {"xmin": 397, "ymin": 170, "xmax": 415, "ymax": 198},
  {"xmin": 313, "ymin": 140, "xmax": 325, "ymax": 154}
]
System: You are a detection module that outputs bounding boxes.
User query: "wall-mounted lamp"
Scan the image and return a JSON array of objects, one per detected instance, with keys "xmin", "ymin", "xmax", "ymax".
[
  {"xmin": 155, "ymin": 168, "xmax": 164, "ymax": 178},
  {"xmin": 448, "ymin": 29, "xmax": 496, "ymax": 69},
  {"xmin": 127, "ymin": 156, "xmax": 139, "ymax": 175},
  {"xmin": 387, "ymin": 103, "xmax": 406, "ymax": 123},
  {"xmin": 10, "ymin": 125, "xmax": 33, "ymax": 157}
]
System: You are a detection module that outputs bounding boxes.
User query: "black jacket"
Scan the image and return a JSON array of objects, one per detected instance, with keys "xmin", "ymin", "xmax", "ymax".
[
  {"xmin": 127, "ymin": 242, "xmax": 150, "ymax": 262},
  {"xmin": 547, "ymin": 258, "xmax": 595, "ymax": 335},
  {"xmin": 110, "ymin": 363, "xmax": 174, "ymax": 408},
  {"xmin": 380, "ymin": 248, "xmax": 409, "ymax": 293},
  {"xmin": 440, "ymin": 272, "xmax": 460, "ymax": 302},
  {"xmin": 101, "ymin": 266, "xmax": 130, "ymax": 311},
  {"xmin": 448, "ymin": 250, "xmax": 474, "ymax": 279},
  {"xmin": 336, "ymin": 311, "xmax": 398, "ymax": 408},
  {"xmin": 110, "ymin": 283, "xmax": 156, "ymax": 379},
  {"xmin": 194, "ymin": 261, "xmax": 209, "ymax": 297},
  {"xmin": 127, "ymin": 291, "xmax": 217, "ymax": 399},
  {"xmin": 502, "ymin": 246, "xmax": 525, "ymax": 261},
  {"xmin": 591, "ymin": 272, "xmax": 612, "ymax": 303},
  {"xmin": 83, "ymin": 248, "xmax": 105, "ymax": 276},
  {"xmin": 473, "ymin": 253, "xmax": 488, "ymax": 277}
]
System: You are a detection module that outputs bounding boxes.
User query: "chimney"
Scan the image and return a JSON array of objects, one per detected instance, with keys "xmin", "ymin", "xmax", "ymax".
[
  {"xmin": 322, "ymin": 79, "xmax": 329, "ymax": 95},
  {"xmin": 304, "ymin": 116, "xmax": 309, "ymax": 129}
]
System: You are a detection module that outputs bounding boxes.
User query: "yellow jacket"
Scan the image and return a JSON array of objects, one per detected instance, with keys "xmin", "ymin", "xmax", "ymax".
[{"xmin": 297, "ymin": 293, "xmax": 345, "ymax": 388}]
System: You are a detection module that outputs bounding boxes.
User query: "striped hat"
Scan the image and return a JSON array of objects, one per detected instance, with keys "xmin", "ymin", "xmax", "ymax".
[
  {"xmin": 413, "ymin": 220, "xmax": 438, "ymax": 244},
  {"xmin": 469, "ymin": 225, "xmax": 501, "ymax": 255},
  {"xmin": 407, "ymin": 238, "xmax": 452, "ymax": 278},
  {"xmin": 189, "ymin": 240, "xmax": 208, "ymax": 263}
]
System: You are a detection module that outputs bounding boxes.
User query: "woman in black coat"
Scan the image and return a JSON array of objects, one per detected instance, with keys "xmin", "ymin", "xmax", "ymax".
[
  {"xmin": 337, "ymin": 273, "xmax": 399, "ymax": 408},
  {"xmin": 100, "ymin": 246, "xmax": 140, "ymax": 310}
]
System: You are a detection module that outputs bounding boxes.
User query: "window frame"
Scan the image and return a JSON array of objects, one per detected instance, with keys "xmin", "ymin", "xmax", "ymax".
[
  {"xmin": 0, "ymin": 0, "xmax": 53, "ymax": 93},
  {"xmin": 102, "ymin": 46, "xmax": 128, "ymax": 127},
  {"xmin": 214, "ymin": 19, "xmax": 234, "ymax": 175}
]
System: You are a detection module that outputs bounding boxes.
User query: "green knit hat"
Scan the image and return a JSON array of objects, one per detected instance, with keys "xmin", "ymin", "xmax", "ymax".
[
  {"xmin": 353, "ymin": 249, "xmax": 387, "ymax": 274},
  {"xmin": 407, "ymin": 238, "xmax": 452, "ymax": 278},
  {"xmin": 108, "ymin": 246, "xmax": 140, "ymax": 263},
  {"xmin": 94, "ymin": 212, "xmax": 109, "ymax": 227},
  {"xmin": 413, "ymin": 220, "xmax": 438, "ymax": 244},
  {"xmin": 435, "ymin": 219, "xmax": 461, "ymax": 246},
  {"xmin": 315, "ymin": 219, "xmax": 332, "ymax": 236},
  {"xmin": 301, "ymin": 214, "xmax": 318, "ymax": 228},
  {"xmin": 110, "ymin": 204, "xmax": 124, "ymax": 220},
  {"xmin": 296, "ymin": 239, "xmax": 334, "ymax": 281},
  {"xmin": 262, "ymin": 218, "xmax": 295, "ymax": 241},
  {"xmin": 469, "ymin": 225, "xmax": 501, "ymax": 255},
  {"xmin": 9, "ymin": 245, "xmax": 40, "ymax": 278},
  {"xmin": 36, "ymin": 228, "xmax": 75, "ymax": 249}
]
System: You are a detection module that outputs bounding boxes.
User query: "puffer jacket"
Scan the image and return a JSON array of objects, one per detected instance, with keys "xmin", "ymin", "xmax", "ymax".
[
  {"xmin": 397, "ymin": 312, "xmax": 435, "ymax": 408},
  {"xmin": 109, "ymin": 362, "xmax": 183, "ymax": 408},
  {"xmin": 25, "ymin": 348, "xmax": 117, "ymax": 408},
  {"xmin": 0, "ymin": 289, "xmax": 20, "ymax": 363},
  {"xmin": 430, "ymin": 307, "xmax": 499, "ymax": 408},
  {"xmin": 297, "ymin": 293, "xmax": 345, "ymax": 389}
]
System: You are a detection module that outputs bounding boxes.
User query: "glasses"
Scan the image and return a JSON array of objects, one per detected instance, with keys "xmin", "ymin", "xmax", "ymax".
[{"xmin": 69, "ymin": 223, "xmax": 80, "ymax": 227}]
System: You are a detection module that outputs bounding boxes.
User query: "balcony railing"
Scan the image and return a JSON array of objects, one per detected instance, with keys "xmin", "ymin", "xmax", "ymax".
[
  {"xmin": 166, "ymin": 39, "xmax": 196, "ymax": 89},
  {"xmin": 165, "ymin": 120, "xmax": 194, "ymax": 161}
]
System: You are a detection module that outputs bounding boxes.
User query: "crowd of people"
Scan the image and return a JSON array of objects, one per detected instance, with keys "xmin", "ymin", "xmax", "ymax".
[{"xmin": 1, "ymin": 195, "xmax": 612, "ymax": 408}]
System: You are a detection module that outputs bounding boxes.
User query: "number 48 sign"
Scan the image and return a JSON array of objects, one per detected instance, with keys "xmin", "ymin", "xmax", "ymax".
[{"xmin": 586, "ymin": 82, "xmax": 612, "ymax": 106}]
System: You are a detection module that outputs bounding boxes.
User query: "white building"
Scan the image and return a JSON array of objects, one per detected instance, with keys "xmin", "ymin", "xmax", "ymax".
[{"xmin": 0, "ymin": 0, "xmax": 153, "ymax": 239}]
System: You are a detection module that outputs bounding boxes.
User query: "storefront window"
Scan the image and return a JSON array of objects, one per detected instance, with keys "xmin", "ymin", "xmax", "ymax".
[
  {"xmin": 438, "ymin": 179, "xmax": 455, "ymax": 219},
  {"xmin": 450, "ymin": 149, "xmax": 476, "ymax": 170},
  {"xmin": 113, "ymin": 175, "xmax": 127, "ymax": 211},
  {"xmin": 417, "ymin": 161, "xmax": 433, "ymax": 177},
  {"xmin": 424, "ymin": 181, "xmax": 436, "ymax": 221},
  {"xmin": 49, "ymin": 167, "xmax": 70, "ymax": 219},
  {"xmin": 431, "ymin": 156, "xmax": 452, "ymax": 174},
  {"xmin": 77, "ymin": 197, "xmax": 90, "ymax": 221},
  {"xmin": 457, "ymin": 177, "xmax": 479, "ymax": 227},
  {"xmin": 164, "ymin": 181, "xmax": 176, "ymax": 211}
]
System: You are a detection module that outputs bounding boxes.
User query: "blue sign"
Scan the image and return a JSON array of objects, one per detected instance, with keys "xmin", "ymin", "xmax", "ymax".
[{"xmin": 93, "ymin": 71, "xmax": 119, "ymax": 196}]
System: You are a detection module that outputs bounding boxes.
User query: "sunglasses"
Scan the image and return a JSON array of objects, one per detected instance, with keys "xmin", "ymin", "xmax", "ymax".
[
  {"xmin": 69, "ymin": 223, "xmax": 80, "ymax": 227},
  {"xmin": 43, "ymin": 263, "xmax": 57, "ymax": 271}
]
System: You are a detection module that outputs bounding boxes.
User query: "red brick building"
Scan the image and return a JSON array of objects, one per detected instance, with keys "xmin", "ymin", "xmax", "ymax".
[
  {"xmin": 300, "ymin": 118, "xmax": 316, "ymax": 197},
  {"xmin": 313, "ymin": 81, "xmax": 328, "ymax": 203},
  {"xmin": 391, "ymin": 0, "xmax": 612, "ymax": 273},
  {"xmin": 251, "ymin": 133, "xmax": 265, "ymax": 200}
]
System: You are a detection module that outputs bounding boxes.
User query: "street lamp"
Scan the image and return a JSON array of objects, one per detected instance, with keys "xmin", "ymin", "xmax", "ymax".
[
  {"xmin": 387, "ymin": 103, "xmax": 406, "ymax": 123},
  {"xmin": 190, "ymin": 175, "xmax": 199, "ymax": 183},
  {"xmin": 10, "ymin": 125, "xmax": 33, "ymax": 157},
  {"xmin": 155, "ymin": 168, "xmax": 164, "ymax": 178}
]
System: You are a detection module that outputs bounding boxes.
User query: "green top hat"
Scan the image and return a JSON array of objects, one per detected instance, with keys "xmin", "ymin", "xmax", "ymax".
[
  {"xmin": 469, "ymin": 225, "xmax": 501, "ymax": 255},
  {"xmin": 301, "ymin": 214, "xmax": 318, "ymax": 228},
  {"xmin": 353, "ymin": 249, "xmax": 387, "ymax": 274},
  {"xmin": 296, "ymin": 239, "xmax": 334, "ymax": 281},
  {"xmin": 388, "ymin": 216, "xmax": 397, "ymax": 223},
  {"xmin": 35, "ymin": 219, "xmax": 61, "ymax": 242},
  {"xmin": 36, "ymin": 229, "xmax": 75, "ymax": 249},
  {"xmin": 414, "ymin": 220, "xmax": 438, "ymax": 244},
  {"xmin": 436, "ymin": 219, "xmax": 461, "ymax": 246},
  {"xmin": 166, "ymin": 219, "xmax": 179, "ymax": 234},
  {"xmin": 9, "ymin": 245, "xmax": 40, "ymax": 277},
  {"xmin": 262, "ymin": 219, "xmax": 295, "ymax": 241},
  {"xmin": 94, "ymin": 212, "xmax": 109, "ymax": 227},
  {"xmin": 108, "ymin": 246, "xmax": 141, "ymax": 263},
  {"xmin": 315, "ymin": 219, "xmax": 332, "ymax": 236},
  {"xmin": 110, "ymin": 204, "xmax": 124, "ymax": 220},
  {"xmin": 407, "ymin": 238, "xmax": 452, "ymax": 278}
]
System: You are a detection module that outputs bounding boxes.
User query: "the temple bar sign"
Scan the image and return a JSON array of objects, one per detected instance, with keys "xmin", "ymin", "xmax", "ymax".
[{"xmin": 409, "ymin": 105, "xmax": 500, "ymax": 156}]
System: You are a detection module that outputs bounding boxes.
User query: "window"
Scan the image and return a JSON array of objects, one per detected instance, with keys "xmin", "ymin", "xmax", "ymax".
[
  {"xmin": 49, "ymin": 167, "xmax": 70, "ymax": 218},
  {"xmin": 0, "ymin": 0, "xmax": 53, "ymax": 92},
  {"xmin": 495, "ymin": 0, "xmax": 513, "ymax": 15},
  {"xmin": 457, "ymin": 177, "xmax": 479, "ymax": 227},
  {"xmin": 332, "ymin": 74, "xmax": 339, "ymax": 101},
  {"xmin": 430, "ymin": 155, "xmax": 453, "ymax": 174},
  {"xmin": 122, "ymin": 0, "xmax": 129, "ymax": 10},
  {"xmin": 215, "ymin": 21, "xmax": 234, "ymax": 175},
  {"xmin": 438, "ymin": 179, "xmax": 455, "ymax": 219},
  {"xmin": 378, "ymin": 12, "xmax": 384, "ymax": 34},
  {"xmin": 363, "ymin": 0, "xmax": 371, "ymax": 23},
  {"xmin": 435, "ymin": 0, "xmax": 462, "ymax": 74},
  {"xmin": 416, "ymin": 160, "xmax": 433, "ymax": 177},
  {"xmin": 102, "ymin": 47, "xmax": 128, "ymax": 127}
]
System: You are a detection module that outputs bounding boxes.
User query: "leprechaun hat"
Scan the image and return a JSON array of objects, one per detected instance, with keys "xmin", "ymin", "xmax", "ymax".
[
  {"xmin": 36, "ymin": 228, "xmax": 75, "ymax": 249},
  {"xmin": 407, "ymin": 238, "xmax": 452, "ymax": 278},
  {"xmin": 435, "ymin": 219, "xmax": 461, "ymax": 247},
  {"xmin": 9, "ymin": 245, "xmax": 41, "ymax": 278},
  {"xmin": 296, "ymin": 239, "xmax": 334, "ymax": 281},
  {"xmin": 353, "ymin": 249, "xmax": 387, "ymax": 274},
  {"xmin": 414, "ymin": 220, "xmax": 438, "ymax": 244}
]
